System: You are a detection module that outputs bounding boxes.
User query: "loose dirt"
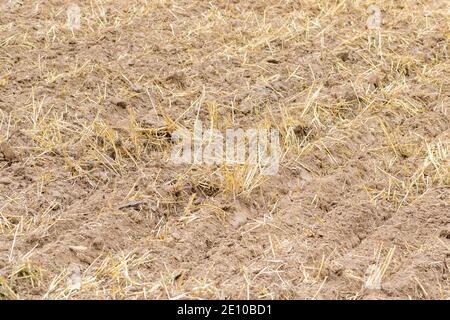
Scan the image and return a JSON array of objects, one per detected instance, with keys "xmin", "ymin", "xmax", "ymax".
[{"xmin": 0, "ymin": 0, "xmax": 448, "ymax": 299}]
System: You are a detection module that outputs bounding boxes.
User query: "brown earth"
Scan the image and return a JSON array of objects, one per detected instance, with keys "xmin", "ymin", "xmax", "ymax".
[{"xmin": 0, "ymin": 0, "xmax": 449, "ymax": 299}]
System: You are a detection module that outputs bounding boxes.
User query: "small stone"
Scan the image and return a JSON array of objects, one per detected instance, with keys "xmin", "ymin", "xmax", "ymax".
[
  {"xmin": 230, "ymin": 211, "xmax": 248, "ymax": 229},
  {"xmin": 92, "ymin": 237, "xmax": 104, "ymax": 250},
  {"xmin": 67, "ymin": 264, "xmax": 82, "ymax": 290},
  {"xmin": 337, "ymin": 52, "xmax": 350, "ymax": 62},
  {"xmin": 130, "ymin": 83, "xmax": 143, "ymax": 93},
  {"xmin": 266, "ymin": 57, "xmax": 281, "ymax": 64},
  {"xmin": 0, "ymin": 142, "xmax": 17, "ymax": 162},
  {"xmin": 110, "ymin": 97, "xmax": 127, "ymax": 108},
  {"xmin": 69, "ymin": 245, "xmax": 88, "ymax": 252}
]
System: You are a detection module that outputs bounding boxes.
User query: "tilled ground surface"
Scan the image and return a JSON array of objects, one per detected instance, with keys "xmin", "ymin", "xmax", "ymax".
[{"xmin": 0, "ymin": 0, "xmax": 448, "ymax": 299}]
